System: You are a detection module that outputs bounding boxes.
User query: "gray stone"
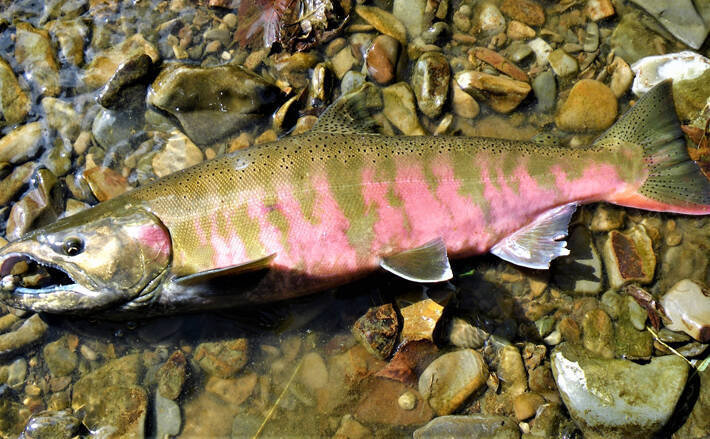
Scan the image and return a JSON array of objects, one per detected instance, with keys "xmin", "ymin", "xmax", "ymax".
[
  {"xmin": 630, "ymin": 0, "xmax": 708, "ymax": 49},
  {"xmin": 414, "ymin": 415, "xmax": 520, "ymax": 439},
  {"xmin": 91, "ymin": 107, "xmax": 144, "ymax": 151},
  {"xmin": 154, "ymin": 393, "xmax": 181, "ymax": 438},
  {"xmin": 43, "ymin": 336, "xmax": 78, "ymax": 377},
  {"xmin": 610, "ymin": 13, "xmax": 667, "ymax": 64},
  {"xmin": 532, "ymin": 70, "xmax": 556, "ymax": 113},
  {"xmin": 553, "ymin": 226, "xmax": 602, "ymax": 296},
  {"xmin": 383, "ymin": 82, "xmax": 427, "ymax": 135},
  {"xmin": 552, "ymin": 343, "xmax": 689, "ymax": 439},
  {"xmin": 7, "ymin": 358, "xmax": 27, "ymax": 388},
  {"xmin": 340, "ymin": 71, "xmax": 366, "ymax": 95},
  {"xmin": 411, "ymin": 52, "xmax": 450, "ymax": 119},
  {"xmin": 548, "ymin": 49, "xmax": 578, "ymax": 77},
  {"xmin": 584, "ymin": 21, "xmax": 600, "ymax": 52}
]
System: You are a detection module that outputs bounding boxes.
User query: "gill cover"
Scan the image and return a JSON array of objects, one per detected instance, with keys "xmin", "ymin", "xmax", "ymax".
[{"xmin": 0, "ymin": 206, "xmax": 171, "ymax": 313}]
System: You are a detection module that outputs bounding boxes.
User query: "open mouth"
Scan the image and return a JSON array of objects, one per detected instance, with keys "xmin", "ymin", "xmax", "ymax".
[{"xmin": 0, "ymin": 254, "xmax": 77, "ymax": 295}]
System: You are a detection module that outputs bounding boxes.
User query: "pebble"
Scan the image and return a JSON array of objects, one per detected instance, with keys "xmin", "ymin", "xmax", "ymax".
[
  {"xmin": 382, "ymin": 82, "xmax": 427, "ymax": 135},
  {"xmin": 42, "ymin": 97, "xmax": 80, "ymax": 141},
  {"xmin": 590, "ymin": 204, "xmax": 625, "ymax": 232},
  {"xmin": 451, "ymin": 80, "xmax": 480, "ymax": 119},
  {"xmin": 500, "ymin": 0, "xmax": 545, "ymax": 26},
  {"xmin": 582, "ymin": 308, "xmax": 615, "ymax": 358},
  {"xmin": 0, "ymin": 122, "xmax": 43, "ymax": 164},
  {"xmin": 365, "ymin": 35, "xmax": 400, "ymax": 84},
  {"xmin": 602, "ymin": 226, "xmax": 655, "ymax": 289},
  {"xmin": 398, "ymin": 390, "xmax": 417, "ymax": 410},
  {"xmin": 393, "ymin": 0, "xmax": 432, "ymax": 38},
  {"xmin": 418, "ymin": 349, "xmax": 488, "ymax": 415},
  {"xmin": 505, "ymin": 41, "xmax": 533, "ymax": 63},
  {"xmin": 355, "ymin": 6, "xmax": 407, "ymax": 45},
  {"xmin": 20, "ymin": 409, "xmax": 80, "ymax": 439},
  {"xmin": 413, "ymin": 415, "xmax": 520, "ymax": 439},
  {"xmin": 83, "ymin": 166, "xmax": 132, "ymax": 202},
  {"xmin": 151, "ymin": 131, "xmax": 204, "ymax": 178},
  {"xmin": 497, "ymin": 345, "xmax": 528, "ymax": 397},
  {"xmin": 670, "ymin": 67, "xmax": 710, "ymax": 122},
  {"xmin": 472, "ymin": 47, "xmax": 528, "ymax": 82},
  {"xmin": 355, "ymin": 377, "xmax": 433, "ymax": 426},
  {"xmin": 555, "ymin": 79, "xmax": 618, "ymax": 132},
  {"xmin": 43, "ymin": 336, "xmax": 78, "ymax": 377},
  {"xmin": 610, "ymin": 13, "xmax": 667, "ymax": 65},
  {"xmin": 446, "ymin": 317, "xmax": 488, "ymax": 349},
  {"xmin": 609, "ymin": 57, "xmax": 633, "ymax": 97},
  {"xmin": 333, "ymin": 415, "xmax": 371, "ymax": 439},
  {"xmin": 411, "ymin": 52, "xmax": 450, "ymax": 118},
  {"xmin": 0, "ymin": 315, "xmax": 48, "ymax": 356},
  {"xmin": 157, "ymin": 350, "xmax": 186, "ymax": 400},
  {"xmin": 14, "ymin": 22, "xmax": 60, "ymax": 96},
  {"xmin": 193, "ymin": 338, "xmax": 248, "ymax": 378},
  {"xmin": 473, "ymin": 2, "xmax": 506, "ymax": 36},
  {"xmin": 585, "ymin": 0, "xmax": 615, "ymax": 21},
  {"xmin": 351, "ymin": 303, "xmax": 399, "ymax": 360},
  {"xmin": 548, "ymin": 49, "xmax": 578, "ymax": 77},
  {"xmin": 205, "ymin": 372, "xmax": 257, "ymax": 406},
  {"xmin": 532, "ymin": 70, "xmax": 556, "ymax": 112},
  {"xmin": 583, "ymin": 22, "xmax": 600, "ymax": 52},
  {"xmin": 0, "ymin": 162, "xmax": 35, "ymax": 205},
  {"xmin": 552, "ymin": 343, "xmax": 689, "ymax": 439},
  {"xmin": 400, "ymin": 298, "xmax": 445, "ymax": 342},
  {"xmin": 0, "ymin": 58, "xmax": 30, "ymax": 126},
  {"xmin": 513, "ymin": 392, "xmax": 545, "ymax": 420},
  {"xmin": 154, "ymin": 393, "xmax": 181, "ymax": 438},
  {"xmin": 331, "ymin": 47, "xmax": 357, "ymax": 79},
  {"xmin": 7, "ymin": 358, "xmax": 28, "ymax": 388},
  {"xmin": 98, "ymin": 53, "xmax": 154, "ymax": 110},
  {"xmin": 455, "ymin": 70, "xmax": 531, "ymax": 113},
  {"xmin": 46, "ymin": 19, "xmax": 87, "ymax": 66},
  {"xmin": 507, "ymin": 20, "xmax": 536, "ymax": 40},
  {"xmin": 83, "ymin": 33, "xmax": 159, "ymax": 89},
  {"xmin": 660, "ymin": 279, "xmax": 710, "ymax": 342},
  {"xmin": 298, "ymin": 352, "xmax": 328, "ymax": 391},
  {"xmin": 528, "ymin": 37, "xmax": 553, "ymax": 65}
]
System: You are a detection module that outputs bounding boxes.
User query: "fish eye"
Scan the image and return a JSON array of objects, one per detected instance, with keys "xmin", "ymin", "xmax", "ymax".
[{"xmin": 62, "ymin": 237, "xmax": 84, "ymax": 256}]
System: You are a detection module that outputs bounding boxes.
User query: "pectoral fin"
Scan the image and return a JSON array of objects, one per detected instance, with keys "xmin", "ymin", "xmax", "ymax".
[
  {"xmin": 380, "ymin": 238, "xmax": 453, "ymax": 283},
  {"xmin": 491, "ymin": 203, "xmax": 578, "ymax": 269},
  {"xmin": 174, "ymin": 254, "xmax": 276, "ymax": 286}
]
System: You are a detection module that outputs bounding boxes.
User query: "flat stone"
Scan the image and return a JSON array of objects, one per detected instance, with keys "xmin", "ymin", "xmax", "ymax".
[
  {"xmin": 193, "ymin": 338, "xmax": 248, "ymax": 378},
  {"xmin": 455, "ymin": 70, "xmax": 531, "ymax": 113},
  {"xmin": 513, "ymin": 392, "xmax": 545, "ymax": 420},
  {"xmin": 0, "ymin": 58, "xmax": 30, "ymax": 126},
  {"xmin": 46, "ymin": 18, "xmax": 87, "ymax": 66},
  {"xmin": 72, "ymin": 354, "xmax": 144, "ymax": 412},
  {"xmin": 413, "ymin": 414, "xmax": 520, "ymax": 439},
  {"xmin": 548, "ymin": 49, "xmax": 578, "ymax": 77},
  {"xmin": 411, "ymin": 52, "xmax": 450, "ymax": 118},
  {"xmin": 555, "ymin": 79, "xmax": 617, "ymax": 132},
  {"xmin": 472, "ymin": 47, "xmax": 528, "ymax": 82},
  {"xmin": 0, "ymin": 122, "xmax": 44, "ymax": 164},
  {"xmin": 333, "ymin": 415, "xmax": 371, "ymax": 439},
  {"xmin": 383, "ymin": 82, "xmax": 427, "ymax": 135},
  {"xmin": 43, "ymin": 335, "xmax": 78, "ymax": 377},
  {"xmin": 630, "ymin": 0, "xmax": 708, "ymax": 49},
  {"xmin": 507, "ymin": 20, "xmax": 536, "ymax": 40},
  {"xmin": 365, "ymin": 34, "xmax": 400, "ymax": 85},
  {"xmin": 585, "ymin": 0, "xmax": 615, "ymax": 21},
  {"xmin": 400, "ymin": 298, "xmax": 444, "ymax": 343},
  {"xmin": 355, "ymin": 377, "xmax": 434, "ymax": 426},
  {"xmin": 205, "ymin": 372, "xmax": 257, "ymax": 405},
  {"xmin": 418, "ymin": 349, "xmax": 488, "ymax": 415},
  {"xmin": 151, "ymin": 131, "xmax": 204, "ymax": 178},
  {"xmin": 81, "ymin": 384, "xmax": 147, "ymax": 437},
  {"xmin": 298, "ymin": 352, "xmax": 328, "ymax": 391},
  {"xmin": 610, "ymin": 13, "xmax": 669, "ymax": 64},
  {"xmin": 393, "ymin": 0, "xmax": 432, "ymax": 37},
  {"xmin": 20, "ymin": 409, "xmax": 81, "ymax": 439},
  {"xmin": 532, "ymin": 70, "xmax": 556, "ymax": 112},
  {"xmin": 552, "ymin": 343, "xmax": 689, "ymax": 439},
  {"xmin": 500, "ymin": 0, "xmax": 545, "ymax": 26},
  {"xmin": 154, "ymin": 393, "xmax": 181, "ymax": 438},
  {"xmin": 83, "ymin": 166, "xmax": 132, "ymax": 201},
  {"xmin": 355, "ymin": 6, "xmax": 407, "ymax": 45},
  {"xmin": 0, "ymin": 162, "xmax": 35, "ymax": 205},
  {"xmin": 497, "ymin": 345, "xmax": 527, "ymax": 397},
  {"xmin": 602, "ymin": 226, "xmax": 655, "ymax": 289},
  {"xmin": 473, "ymin": 2, "xmax": 506, "ymax": 36},
  {"xmin": 147, "ymin": 64, "xmax": 284, "ymax": 145},
  {"xmin": 14, "ymin": 22, "xmax": 60, "ymax": 96},
  {"xmin": 42, "ymin": 97, "xmax": 80, "ymax": 141},
  {"xmin": 0, "ymin": 314, "xmax": 48, "ymax": 356},
  {"xmin": 582, "ymin": 308, "xmax": 615, "ymax": 358},
  {"xmin": 660, "ymin": 279, "xmax": 710, "ymax": 342}
]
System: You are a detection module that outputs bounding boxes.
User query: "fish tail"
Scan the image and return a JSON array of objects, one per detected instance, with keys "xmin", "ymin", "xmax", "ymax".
[{"xmin": 600, "ymin": 80, "xmax": 710, "ymax": 214}]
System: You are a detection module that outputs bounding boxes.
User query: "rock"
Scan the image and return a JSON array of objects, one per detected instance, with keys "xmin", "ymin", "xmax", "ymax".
[
  {"xmin": 455, "ymin": 71, "xmax": 531, "ymax": 113},
  {"xmin": 0, "ymin": 162, "xmax": 35, "ymax": 205},
  {"xmin": 672, "ymin": 68, "xmax": 710, "ymax": 122},
  {"xmin": 602, "ymin": 226, "xmax": 655, "ymax": 289},
  {"xmin": 298, "ymin": 352, "xmax": 328, "ymax": 391},
  {"xmin": 46, "ymin": 18, "xmax": 87, "ymax": 66},
  {"xmin": 625, "ymin": 294, "xmax": 648, "ymax": 331},
  {"xmin": 81, "ymin": 385, "xmax": 148, "ymax": 438},
  {"xmin": 83, "ymin": 166, "xmax": 132, "ymax": 202},
  {"xmin": 400, "ymin": 298, "xmax": 444, "ymax": 343},
  {"xmin": 193, "ymin": 338, "xmax": 248, "ymax": 378},
  {"xmin": 513, "ymin": 392, "xmax": 545, "ymax": 420},
  {"xmin": 500, "ymin": 0, "xmax": 545, "ymax": 26},
  {"xmin": 354, "ymin": 378, "xmax": 433, "ymax": 426},
  {"xmin": 418, "ymin": 349, "xmax": 488, "ymax": 415},
  {"xmin": 398, "ymin": 390, "xmax": 417, "ymax": 410},
  {"xmin": 7, "ymin": 358, "xmax": 28, "ymax": 388},
  {"xmin": 98, "ymin": 53, "xmax": 154, "ymax": 110},
  {"xmin": 411, "ymin": 52, "xmax": 450, "ymax": 118},
  {"xmin": 452, "ymin": 80, "xmax": 480, "ymax": 119},
  {"xmin": 20, "ymin": 409, "xmax": 80, "ymax": 439},
  {"xmin": 421, "ymin": 22, "xmax": 450, "ymax": 45},
  {"xmin": 609, "ymin": 57, "xmax": 633, "ymax": 97},
  {"xmin": 472, "ymin": 47, "xmax": 528, "ymax": 82},
  {"xmin": 631, "ymin": 51, "xmax": 710, "ymax": 96},
  {"xmin": 585, "ymin": 0, "xmax": 615, "ymax": 21},
  {"xmin": 555, "ymin": 80, "xmax": 617, "ymax": 132},
  {"xmin": 182, "ymin": 392, "xmax": 237, "ymax": 437},
  {"xmin": 0, "ymin": 122, "xmax": 44, "ymax": 164},
  {"xmin": 340, "ymin": 71, "xmax": 366, "ymax": 95},
  {"xmin": 6, "ymin": 167, "xmax": 61, "ymax": 240},
  {"xmin": 497, "ymin": 345, "xmax": 527, "ymax": 397},
  {"xmin": 383, "ymin": 82, "xmax": 427, "ymax": 135},
  {"xmin": 43, "ymin": 141, "xmax": 72, "ymax": 177},
  {"xmin": 660, "ymin": 279, "xmax": 710, "ymax": 342},
  {"xmin": 613, "ymin": 302, "xmax": 653, "ymax": 359},
  {"xmin": 375, "ymin": 340, "xmax": 438, "ymax": 387},
  {"xmin": 154, "ymin": 393, "xmax": 181, "ymax": 438},
  {"xmin": 157, "ymin": 350, "xmax": 186, "ymax": 400},
  {"xmin": 583, "ymin": 22, "xmax": 600, "ymax": 52},
  {"xmin": 582, "ymin": 308, "xmax": 615, "ymax": 358},
  {"xmin": 413, "ymin": 414, "xmax": 520, "ymax": 439},
  {"xmin": 42, "ymin": 97, "xmax": 80, "ymax": 141},
  {"xmin": 446, "ymin": 317, "xmax": 489, "ymax": 349},
  {"xmin": 333, "ymin": 415, "xmax": 371, "ymax": 439},
  {"xmin": 630, "ymin": 0, "xmax": 708, "ymax": 49},
  {"xmin": 365, "ymin": 35, "xmax": 400, "ymax": 84},
  {"xmin": 351, "ymin": 304, "xmax": 399, "ymax": 360},
  {"xmin": 551, "ymin": 343, "xmax": 689, "ymax": 439},
  {"xmin": 610, "ymin": 13, "xmax": 669, "ymax": 64},
  {"xmin": 91, "ymin": 106, "xmax": 144, "ymax": 151},
  {"xmin": 205, "ymin": 372, "xmax": 257, "ymax": 405},
  {"xmin": 331, "ymin": 47, "xmax": 357, "ymax": 79},
  {"xmin": 548, "ymin": 49, "xmax": 578, "ymax": 77},
  {"xmin": 43, "ymin": 336, "xmax": 78, "ymax": 377},
  {"xmin": 0, "ymin": 58, "xmax": 30, "ymax": 126},
  {"xmin": 673, "ymin": 366, "xmax": 710, "ymax": 438},
  {"xmin": 590, "ymin": 204, "xmax": 625, "ymax": 232},
  {"xmin": 473, "ymin": 2, "xmax": 506, "ymax": 36},
  {"xmin": 0, "ymin": 314, "xmax": 48, "ymax": 356},
  {"xmin": 393, "ymin": 0, "xmax": 432, "ymax": 37},
  {"xmin": 355, "ymin": 6, "xmax": 407, "ymax": 45},
  {"xmin": 72, "ymin": 354, "xmax": 144, "ymax": 409},
  {"xmin": 82, "ymin": 33, "xmax": 159, "ymax": 89},
  {"xmin": 151, "ymin": 131, "xmax": 204, "ymax": 178},
  {"xmin": 528, "ymin": 37, "xmax": 553, "ymax": 66},
  {"xmin": 553, "ymin": 225, "xmax": 603, "ymax": 296},
  {"xmin": 453, "ymin": 5, "xmax": 472, "ymax": 32},
  {"xmin": 532, "ymin": 70, "xmax": 556, "ymax": 112},
  {"xmin": 14, "ymin": 22, "xmax": 60, "ymax": 96},
  {"xmin": 147, "ymin": 64, "xmax": 284, "ymax": 145},
  {"xmin": 507, "ymin": 20, "xmax": 536, "ymax": 40}
]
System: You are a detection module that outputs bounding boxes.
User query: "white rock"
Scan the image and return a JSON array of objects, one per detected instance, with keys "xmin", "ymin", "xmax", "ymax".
[
  {"xmin": 631, "ymin": 51, "xmax": 710, "ymax": 96},
  {"xmin": 660, "ymin": 279, "xmax": 710, "ymax": 342},
  {"xmin": 528, "ymin": 38, "xmax": 553, "ymax": 66}
]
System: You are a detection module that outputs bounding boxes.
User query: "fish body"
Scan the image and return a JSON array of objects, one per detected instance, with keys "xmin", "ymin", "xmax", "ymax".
[{"xmin": 1, "ymin": 81, "xmax": 709, "ymax": 317}]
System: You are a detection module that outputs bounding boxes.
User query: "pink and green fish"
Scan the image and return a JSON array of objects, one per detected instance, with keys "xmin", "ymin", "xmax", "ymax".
[{"xmin": 0, "ymin": 81, "xmax": 708, "ymax": 317}]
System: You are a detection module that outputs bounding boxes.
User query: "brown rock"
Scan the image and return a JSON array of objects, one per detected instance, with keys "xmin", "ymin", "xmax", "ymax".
[
  {"xmin": 500, "ymin": 0, "xmax": 545, "ymax": 26},
  {"xmin": 376, "ymin": 340, "xmax": 439, "ymax": 387},
  {"xmin": 455, "ymin": 70, "xmax": 531, "ymax": 113},
  {"xmin": 205, "ymin": 372, "xmax": 257, "ymax": 405},
  {"xmin": 471, "ymin": 46, "xmax": 529, "ymax": 82},
  {"xmin": 418, "ymin": 349, "xmax": 488, "ymax": 415},
  {"xmin": 555, "ymin": 79, "xmax": 618, "ymax": 132},
  {"xmin": 0, "ymin": 58, "xmax": 30, "ymax": 126},
  {"xmin": 602, "ymin": 226, "xmax": 655, "ymax": 289},
  {"xmin": 157, "ymin": 350, "xmax": 186, "ymax": 400},
  {"xmin": 513, "ymin": 392, "xmax": 545, "ymax": 420},
  {"xmin": 352, "ymin": 303, "xmax": 399, "ymax": 360},
  {"xmin": 14, "ymin": 22, "xmax": 60, "ymax": 96},
  {"xmin": 355, "ymin": 378, "xmax": 434, "ymax": 426},
  {"xmin": 507, "ymin": 20, "xmax": 536, "ymax": 40},
  {"xmin": 0, "ymin": 162, "xmax": 35, "ymax": 205},
  {"xmin": 194, "ymin": 338, "xmax": 248, "ymax": 378},
  {"xmin": 333, "ymin": 415, "xmax": 371, "ymax": 439},
  {"xmin": 585, "ymin": 0, "xmax": 615, "ymax": 21},
  {"xmin": 355, "ymin": 6, "xmax": 407, "ymax": 45},
  {"xmin": 400, "ymin": 298, "xmax": 444, "ymax": 343},
  {"xmin": 83, "ymin": 166, "xmax": 132, "ymax": 202},
  {"xmin": 582, "ymin": 309, "xmax": 615, "ymax": 358},
  {"xmin": 365, "ymin": 35, "xmax": 400, "ymax": 85}
]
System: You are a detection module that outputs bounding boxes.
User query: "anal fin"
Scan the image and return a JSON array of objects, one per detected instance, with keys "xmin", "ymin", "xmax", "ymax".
[
  {"xmin": 491, "ymin": 203, "xmax": 578, "ymax": 269},
  {"xmin": 175, "ymin": 254, "xmax": 276, "ymax": 286},
  {"xmin": 380, "ymin": 238, "xmax": 453, "ymax": 283}
]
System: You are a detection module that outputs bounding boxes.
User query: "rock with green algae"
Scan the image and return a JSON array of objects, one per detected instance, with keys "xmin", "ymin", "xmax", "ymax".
[
  {"xmin": 413, "ymin": 414, "xmax": 520, "ymax": 439},
  {"xmin": 0, "ymin": 58, "xmax": 30, "ymax": 126},
  {"xmin": 14, "ymin": 22, "xmax": 61, "ymax": 96},
  {"xmin": 43, "ymin": 336, "xmax": 78, "ymax": 377},
  {"xmin": 672, "ymin": 367, "xmax": 710, "ymax": 438},
  {"xmin": 672, "ymin": 68, "xmax": 710, "ymax": 122},
  {"xmin": 551, "ymin": 343, "xmax": 689, "ymax": 439},
  {"xmin": 610, "ymin": 13, "xmax": 669, "ymax": 64}
]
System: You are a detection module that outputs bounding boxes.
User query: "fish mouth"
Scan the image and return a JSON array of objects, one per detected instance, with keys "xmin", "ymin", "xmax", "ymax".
[{"xmin": 0, "ymin": 253, "xmax": 90, "ymax": 296}]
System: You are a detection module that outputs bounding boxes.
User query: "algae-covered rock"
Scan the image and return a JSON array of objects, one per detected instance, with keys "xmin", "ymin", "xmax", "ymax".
[
  {"xmin": 413, "ymin": 414, "xmax": 520, "ymax": 439},
  {"xmin": 0, "ymin": 58, "xmax": 30, "ymax": 126},
  {"xmin": 15, "ymin": 22, "xmax": 61, "ymax": 96},
  {"xmin": 672, "ymin": 68, "xmax": 710, "ymax": 122}
]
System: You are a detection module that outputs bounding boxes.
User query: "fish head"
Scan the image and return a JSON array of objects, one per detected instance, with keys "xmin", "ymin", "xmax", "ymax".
[{"xmin": 0, "ymin": 204, "xmax": 171, "ymax": 314}]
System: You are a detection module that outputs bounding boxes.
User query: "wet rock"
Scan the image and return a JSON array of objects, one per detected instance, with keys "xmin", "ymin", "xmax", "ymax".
[
  {"xmin": 0, "ymin": 314, "xmax": 48, "ymax": 356},
  {"xmin": 585, "ymin": 0, "xmax": 615, "ymax": 21},
  {"xmin": 453, "ymin": 4, "xmax": 472, "ymax": 32},
  {"xmin": 673, "ymin": 366, "xmax": 710, "ymax": 438},
  {"xmin": 497, "ymin": 345, "xmax": 527, "ymax": 397},
  {"xmin": 46, "ymin": 19, "xmax": 87, "ymax": 66},
  {"xmin": 352, "ymin": 303, "xmax": 399, "ymax": 360},
  {"xmin": 15, "ymin": 22, "xmax": 60, "ymax": 96},
  {"xmin": 72, "ymin": 354, "xmax": 144, "ymax": 408},
  {"xmin": 83, "ymin": 166, "xmax": 131, "ymax": 202},
  {"xmin": 412, "ymin": 52, "xmax": 450, "ymax": 119},
  {"xmin": 43, "ymin": 141, "xmax": 72, "ymax": 177},
  {"xmin": 513, "ymin": 392, "xmax": 545, "ymax": 420},
  {"xmin": 660, "ymin": 279, "xmax": 710, "ymax": 342},
  {"xmin": 609, "ymin": 57, "xmax": 633, "ymax": 97},
  {"xmin": 42, "ymin": 97, "xmax": 80, "ymax": 141},
  {"xmin": 181, "ymin": 392, "xmax": 237, "ymax": 437},
  {"xmin": 507, "ymin": 20, "xmax": 535, "ymax": 40},
  {"xmin": 672, "ymin": 68, "xmax": 710, "ymax": 122},
  {"xmin": 551, "ymin": 342, "xmax": 689, "ymax": 439},
  {"xmin": 602, "ymin": 226, "xmax": 655, "ymax": 289},
  {"xmin": 631, "ymin": 51, "xmax": 710, "ymax": 96},
  {"xmin": 333, "ymin": 414, "xmax": 371, "ymax": 439},
  {"xmin": 91, "ymin": 106, "xmax": 143, "ymax": 151},
  {"xmin": 400, "ymin": 298, "xmax": 444, "ymax": 343},
  {"xmin": 354, "ymin": 378, "xmax": 433, "ymax": 426},
  {"xmin": 582, "ymin": 308, "xmax": 615, "ymax": 358},
  {"xmin": 613, "ymin": 302, "xmax": 653, "ymax": 359},
  {"xmin": 0, "ymin": 122, "xmax": 43, "ymax": 164},
  {"xmin": 630, "ymin": 0, "xmax": 708, "ymax": 49},
  {"xmin": 0, "ymin": 385, "xmax": 28, "ymax": 438},
  {"xmin": 81, "ymin": 385, "xmax": 147, "ymax": 438},
  {"xmin": 205, "ymin": 372, "xmax": 257, "ymax": 405},
  {"xmin": 555, "ymin": 79, "xmax": 617, "ymax": 132},
  {"xmin": 446, "ymin": 317, "xmax": 488, "ymax": 349},
  {"xmin": 583, "ymin": 22, "xmax": 600, "ymax": 52},
  {"xmin": 20, "ymin": 409, "xmax": 80, "ymax": 439},
  {"xmin": 590, "ymin": 204, "xmax": 625, "ymax": 232},
  {"xmin": 43, "ymin": 336, "xmax": 78, "ymax": 377},
  {"xmin": 421, "ymin": 22, "xmax": 450, "ymax": 45},
  {"xmin": 418, "ymin": 349, "xmax": 488, "ymax": 415},
  {"xmin": 553, "ymin": 225, "xmax": 603, "ymax": 296},
  {"xmin": 532, "ymin": 70, "xmax": 556, "ymax": 112},
  {"xmin": 455, "ymin": 71, "xmax": 531, "ymax": 113},
  {"xmin": 548, "ymin": 49, "xmax": 578, "ymax": 77},
  {"xmin": 452, "ymin": 80, "xmax": 480, "ymax": 119},
  {"xmin": 610, "ymin": 13, "xmax": 668, "ymax": 64},
  {"xmin": 331, "ymin": 47, "xmax": 357, "ymax": 79},
  {"xmin": 473, "ymin": 2, "xmax": 506, "ymax": 36},
  {"xmin": 7, "ymin": 358, "xmax": 28, "ymax": 388},
  {"xmin": 151, "ymin": 131, "xmax": 203, "ymax": 178},
  {"xmin": 83, "ymin": 33, "xmax": 159, "ymax": 89},
  {"xmin": 154, "ymin": 393, "xmax": 181, "ymax": 438},
  {"xmin": 157, "ymin": 350, "xmax": 186, "ymax": 400},
  {"xmin": 6, "ymin": 168, "xmax": 62, "ymax": 240},
  {"xmin": 298, "ymin": 352, "xmax": 328, "ymax": 391},
  {"xmin": 0, "ymin": 58, "xmax": 30, "ymax": 126},
  {"xmin": 375, "ymin": 340, "xmax": 438, "ymax": 386},
  {"xmin": 98, "ymin": 53, "xmax": 154, "ymax": 110},
  {"xmin": 193, "ymin": 338, "xmax": 248, "ymax": 378},
  {"xmin": 500, "ymin": 0, "xmax": 544, "ymax": 27},
  {"xmin": 355, "ymin": 6, "xmax": 407, "ymax": 45},
  {"xmin": 528, "ymin": 37, "xmax": 553, "ymax": 66},
  {"xmin": 341, "ymin": 71, "xmax": 366, "ymax": 95},
  {"xmin": 393, "ymin": 0, "xmax": 433, "ymax": 38},
  {"xmin": 0, "ymin": 162, "xmax": 35, "ymax": 205},
  {"xmin": 413, "ymin": 414, "xmax": 520, "ymax": 439},
  {"xmin": 365, "ymin": 35, "xmax": 400, "ymax": 85},
  {"xmin": 147, "ymin": 64, "xmax": 284, "ymax": 145},
  {"xmin": 383, "ymin": 82, "xmax": 427, "ymax": 135},
  {"xmin": 472, "ymin": 47, "xmax": 528, "ymax": 82}
]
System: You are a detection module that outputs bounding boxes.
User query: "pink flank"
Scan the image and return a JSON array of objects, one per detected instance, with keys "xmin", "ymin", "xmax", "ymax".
[
  {"xmin": 361, "ymin": 167, "xmax": 408, "ymax": 254},
  {"xmin": 551, "ymin": 164, "xmax": 624, "ymax": 201},
  {"xmin": 209, "ymin": 209, "xmax": 248, "ymax": 269},
  {"xmin": 394, "ymin": 163, "xmax": 448, "ymax": 246}
]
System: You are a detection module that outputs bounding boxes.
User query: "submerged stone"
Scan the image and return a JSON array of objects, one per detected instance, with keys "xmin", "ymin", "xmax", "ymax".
[
  {"xmin": 46, "ymin": 18, "xmax": 87, "ymax": 66},
  {"xmin": 455, "ymin": 70, "xmax": 531, "ymax": 113},
  {"xmin": 400, "ymin": 298, "xmax": 444, "ymax": 343},
  {"xmin": 352, "ymin": 303, "xmax": 399, "ymax": 360},
  {"xmin": 418, "ymin": 349, "xmax": 488, "ymax": 415},
  {"xmin": 14, "ymin": 22, "xmax": 61, "ymax": 96},
  {"xmin": 411, "ymin": 52, "xmax": 450, "ymax": 119},
  {"xmin": 660, "ymin": 279, "xmax": 710, "ymax": 342},
  {"xmin": 555, "ymin": 79, "xmax": 617, "ymax": 132},
  {"xmin": 413, "ymin": 414, "xmax": 520, "ymax": 439},
  {"xmin": 20, "ymin": 409, "xmax": 80, "ymax": 439},
  {"xmin": 82, "ymin": 34, "xmax": 159, "ymax": 89},
  {"xmin": 602, "ymin": 226, "xmax": 655, "ymax": 289},
  {"xmin": 193, "ymin": 338, "xmax": 248, "ymax": 378},
  {"xmin": 630, "ymin": 0, "xmax": 708, "ymax": 49},
  {"xmin": 0, "ymin": 58, "xmax": 30, "ymax": 127},
  {"xmin": 0, "ymin": 122, "xmax": 44, "ymax": 164},
  {"xmin": 0, "ymin": 314, "xmax": 48, "ymax": 356}
]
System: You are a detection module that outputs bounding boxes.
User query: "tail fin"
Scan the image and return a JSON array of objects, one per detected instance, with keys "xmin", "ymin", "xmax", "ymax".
[{"xmin": 596, "ymin": 80, "xmax": 710, "ymax": 214}]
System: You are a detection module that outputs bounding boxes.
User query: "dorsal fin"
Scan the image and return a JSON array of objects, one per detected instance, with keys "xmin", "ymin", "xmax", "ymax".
[{"xmin": 310, "ymin": 82, "xmax": 383, "ymax": 135}]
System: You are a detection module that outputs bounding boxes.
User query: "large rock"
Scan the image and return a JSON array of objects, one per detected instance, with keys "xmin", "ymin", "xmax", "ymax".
[
  {"xmin": 82, "ymin": 34, "xmax": 159, "ymax": 89},
  {"xmin": 551, "ymin": 343, "xmax": 689, "ymax": 439},
  {"xmin": 418, "ymin": 349, "xmax": 488, "ymax": 415},
  {"xmin": 0, "ymin": 58, "xmax": 30, "ymax": 126},
  {"xmin": 147, "ymin": 64, "xmax": 284, "ymax": 145},
  {"xmin": 411, "ymin": 52, "xmax": 450, "ymax": 119},
  {"xmin": 610, "ymin": 13, "xmax": 670, "ymax": 64},
  {"xmin": 413, "ymin": 414, "xmax": 520, "ymax": 439},
  {"xmin": 14, "ymin": 22, "xmax": 60, "ymax": 96},
  {"xmin": 0, "ymin": 122, "xmax": 44, "ymax": 164},
  {"xmin": 555, "ymin": 79, "xmax": 617, "ymax": 132},
  {"xmin": 630, "ymin": 0, "xmax": 708, "ymax": 49}
]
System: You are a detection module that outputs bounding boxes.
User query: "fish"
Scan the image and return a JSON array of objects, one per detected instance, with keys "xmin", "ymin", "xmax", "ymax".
[{"xmin": 0, "ymin": 80, "xmax": 709, "ymax": 318}]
